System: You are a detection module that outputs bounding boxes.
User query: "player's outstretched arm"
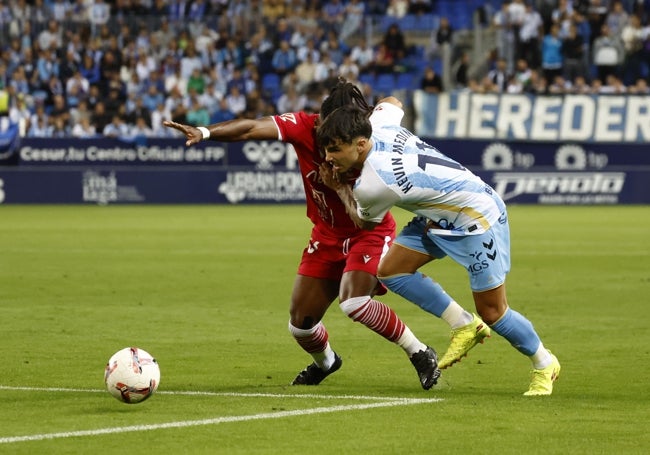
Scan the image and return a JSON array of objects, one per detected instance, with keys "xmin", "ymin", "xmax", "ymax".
[{"xmin": 163, "ymin": 117, "xmax": 279, "ymax": 147}]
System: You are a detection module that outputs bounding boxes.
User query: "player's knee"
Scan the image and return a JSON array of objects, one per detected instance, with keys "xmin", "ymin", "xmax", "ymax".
[
  {"xmin": 289, "ymin": 313, "xmax": 316, "ymax": 329},
  {"xmin": 339, "ymin": 296, "xmax": 370, "ymax": 318},
  {"xmin": 474, "ymin": 286, "xmax": 508, "ymax": 324}
]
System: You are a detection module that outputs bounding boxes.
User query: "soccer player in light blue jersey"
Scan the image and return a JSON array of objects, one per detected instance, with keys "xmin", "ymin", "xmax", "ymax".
[{"xmin": 316, "ymin": 99, "xmax": 561, "ymax": 395}]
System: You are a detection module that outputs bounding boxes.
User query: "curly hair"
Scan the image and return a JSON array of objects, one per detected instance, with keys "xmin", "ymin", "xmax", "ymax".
[{"xmin": 320, "ymin": 77, "xmax": 372, "ymax": 120}]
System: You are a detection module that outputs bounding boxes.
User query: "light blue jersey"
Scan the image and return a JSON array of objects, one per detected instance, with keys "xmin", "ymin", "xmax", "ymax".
[{"xmin": 355, "ymin": 103, "xmax": 506, "ymax": 236}]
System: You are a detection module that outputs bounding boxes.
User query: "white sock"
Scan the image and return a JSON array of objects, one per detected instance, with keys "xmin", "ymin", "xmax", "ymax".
[
  {"xmin": 441, "ymin": 301, "xmax": 474, "ymax": 329},
  {"xmin": 396, "ymin": 327, "xmax": 427, "ymax": 356},
  {"xmin": 529, "ymin": 343, "xmax": 552, "ymax": 369},
  {"xmin": 314, "ymin": 344, "xmax": 337, "ymax": 371}
]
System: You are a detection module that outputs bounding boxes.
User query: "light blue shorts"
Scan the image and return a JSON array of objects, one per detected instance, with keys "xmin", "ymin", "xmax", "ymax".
[{"xmin": 394, "ymin": 214, "xmax": 511, "ymax": 292}]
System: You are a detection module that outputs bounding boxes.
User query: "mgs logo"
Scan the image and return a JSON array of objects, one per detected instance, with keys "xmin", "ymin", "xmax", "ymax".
[
  {"xmin": 242, "ymin": 141, "xmax": 287, "ymax": 169},
  {"xmin": 467, "ymin": 239, "xmax": 497, "ymax": 273}
]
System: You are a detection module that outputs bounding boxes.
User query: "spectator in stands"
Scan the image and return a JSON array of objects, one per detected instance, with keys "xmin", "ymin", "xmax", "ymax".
[
  {"xmin": 49, "ymin": 115, "xmax": 71, "ymax": 138},
  {"xmin": 338, "ymin": 53, "xmax": 360, "ymax": 80},
  {"xmin": 420, "ymin": 65, "xmax": 443, "ymax": 93},
  {"xmin": 210, "ymin": 97, "xmax": 236, "ymax": 124},
  {"xmin": 262, "ymin": 0, "xmax": 287, "ymax": 26},
  {"xmin": 541, "ymin": 23, "xmax": 564, "ymax": 84},
  {"xmin": 387, "ymin": 0, "xmax": 409, "ymax": 19},
  {"xmin": 37, "ymin": 20, "xmax": 62, "ymax": 52},
  {"xmin": 548, "ymin": 74, "xmax": 569, "ymax": 93},
  {"xmin": 180, "ymin": 43, "xmax": 203, "ymax": 81},
  {"xmin": 198, "ymin": 83, "xmax": 223, "ymax": 117},
  {"xmin": 89, "ymin": 100, "xmax": 109, "ymax": 135},
  {"xmin": 186, "ymin": 94, "xmax": 210, "ymax": 127},
  {"xmin": 187, "ymin": 67, "xmax": 207, "ymax": 95},
  {"xmin": 629, "ymin": 78, "xmax": 650, "ymax": 94},
  {"xmin": 271, "ymin": 40, "xmax": 297, "ymax": 77},
  {"xmin": 436, "ymin": 16, "xmax": 454, "ymax": 49},
  {"xmin": 321, "ymin": 0, "xmax": 346, "ymax": 33},
  {"xmin": 586, "ymin": 0, "xmax": 610, "ymax": 47},
  {"xmin": 276, "ymin": 84, "xmax": 307, "ymax": 113},
  {"xmin": 518, "ymin": 2, "xmax": 544, "ymax": 69},
  {"xmin": 508, "ymin": 0, "xmax": 527, "ymax": 57},
  {"xmin": 488, "ymin": 57, "xmax": 510, "ymax": 92},
  {"xmin": 620, "ymin": 14, "xmax": 646, "ymax": 85},
  {"xmin": 224, "ymin": 85, "xmax": 247, "ymax": 117},
  {"xmin": 562, "ymin": 23, "xmax": 588, "ymax": 83},
  {"xmin": 514, "ymin": 58, "xmax": 533, "ymax": 91},
  {"xmin": 570, "ymin": 75, "xmax": 593, "ymax": 93},
  {"xmin": 314, "ymin": 51, "xmax": 338, "ymax": 82},
  {"xmin": 372, "ymin": 43, "xmax": 396, "ymax": 75},
  {"xmin": 295, "ymin": 55, "xmax": 318, "ymax": 92},
  {"xmin": 606, "ymin": 1, "xmax": 630, "ymax": 36},
  {"xmin": 383, "ymin": 23, "xmax": 409, "ymax": 62},
  {"xmin": 70, "ymin": 99, "xmax": 92, "ymax": 126},
  {"xmin": 339, "ymin": 0, "xmax": 365, "ymax": 43},
  {"xmin": 602, "ymin": 74, "xmax": 628, "ymax": 94},
  {"xmin": 551, "ymin": 0, "xmax": 574, "ymax": 36},
  {"xmin": 592, "ymin": 23, "xmax": 625, "ymax": 83},
  {"xmin": 349, "ymin": 38, "xmax": 375, "ymax": 75},
  {"xmin": 79, "ymin": 53, "xmax": 101, "ymax": 87},
  {"xmin": 151, "ymin": 101, "xmax": 172, "ymax": 135},
  {"xmin": 27, "ymin": 115, "xmax": 49, "ymax": 138},
  {"xmin": 9, "ymin": 94, "xmax": 31, "ymax": 136},
  {"xmin": 71, "ymin": 116, "xmax": 98, "ymax": 138},
  {"xmin": 296, "ymin": 37, "xmax": 321, "ymax": 64},
  {"xmin": 49, "ymin": 93, "xmax": 70, "ymax": 126},
  {"xmin": 88, "ymin": 0, "xmax": 110, "ymax": 37},
  {"xmin": 493, "ymin": 1, "xmax": 515, "ymax": 73},
  {"xmin": 103, "ymin": 114, "xmax": 129, "ymax": 137},
  {"xmin": 451, "ymin": 52, "xmax": 470, "ymax": 89},
  {"xmin": 8, "ymin": 65, "xmax": 30, "ymax": 98}
]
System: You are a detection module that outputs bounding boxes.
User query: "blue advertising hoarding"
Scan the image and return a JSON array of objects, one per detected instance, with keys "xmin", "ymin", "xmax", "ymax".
[{"xmin": 0, "ymin": 136, "xmax": 648, "ymax": 205}]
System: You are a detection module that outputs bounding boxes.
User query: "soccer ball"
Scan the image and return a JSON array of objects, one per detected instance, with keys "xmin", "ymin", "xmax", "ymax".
[{"xmin": 104, "ymin": 347, "xmax": 160, "ymax": 404}]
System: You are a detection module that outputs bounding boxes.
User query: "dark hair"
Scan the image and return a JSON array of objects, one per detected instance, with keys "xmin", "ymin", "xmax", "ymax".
[
  {"xmin": 316, "ymin": 104, "xmax": 372, "ymax": 150},
  {"xmin": 320, "ymin": 77, "xmax": 372, "ymax": 120}
]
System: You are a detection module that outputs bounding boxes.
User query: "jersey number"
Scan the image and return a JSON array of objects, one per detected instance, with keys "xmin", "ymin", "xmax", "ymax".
[{"xmin": 415, "ymin": 141, "xmax": 465, "ymax": 171}]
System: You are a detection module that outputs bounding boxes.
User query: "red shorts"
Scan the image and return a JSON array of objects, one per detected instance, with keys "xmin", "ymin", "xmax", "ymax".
[{"xmin": 297, "ymin": 223, "xmax": 395, "ymax": 292}]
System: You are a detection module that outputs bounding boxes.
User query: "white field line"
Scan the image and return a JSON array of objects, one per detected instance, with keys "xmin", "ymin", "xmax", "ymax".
[
  {"xmin": 0, "ymin": 385, "xmax": 420, "ymax": 401},
  {"xmin": 0, "ymin": 386, "xmax": 442, "ymax": 444}
]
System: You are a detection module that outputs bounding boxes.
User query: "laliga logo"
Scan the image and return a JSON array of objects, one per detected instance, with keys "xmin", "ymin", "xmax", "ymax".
[{"xmin": 242, "ymin": 141, "xmax": 287, "ymax": 169}]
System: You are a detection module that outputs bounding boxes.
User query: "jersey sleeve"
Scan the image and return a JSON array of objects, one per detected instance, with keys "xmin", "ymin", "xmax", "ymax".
[
  {"xmin": 354, "ymin": 170, "xmax": 401, "ymax": 223},
  {"xmin": 272, "ymin": 112, "xmax": 315, "ymax": 143}
]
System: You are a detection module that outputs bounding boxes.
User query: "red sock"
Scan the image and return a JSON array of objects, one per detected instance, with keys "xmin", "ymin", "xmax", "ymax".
[
  {"xmin": 288, "ymin": 321, "xmax": 329, "ymax": 354},
  {"xmin": 341, "ymin": 296, "xmax": 405, "ymax": 342}
]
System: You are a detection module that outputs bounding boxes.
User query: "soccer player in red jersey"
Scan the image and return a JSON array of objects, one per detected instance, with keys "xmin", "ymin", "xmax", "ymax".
[{"xmin": 164, "ymin": 79, "xmax": 440, "ymax": 389}]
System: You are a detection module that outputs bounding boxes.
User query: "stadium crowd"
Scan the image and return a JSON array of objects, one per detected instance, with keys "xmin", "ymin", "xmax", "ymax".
[{"xmin": 0, "ymin": 0, "xmax": 649, "ymax": 139}]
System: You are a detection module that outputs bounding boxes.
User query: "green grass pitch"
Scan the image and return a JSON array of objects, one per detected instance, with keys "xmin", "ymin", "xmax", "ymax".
[{"xmin": 1, "ymin": 204, "xmax": 649, "ymax": 454}]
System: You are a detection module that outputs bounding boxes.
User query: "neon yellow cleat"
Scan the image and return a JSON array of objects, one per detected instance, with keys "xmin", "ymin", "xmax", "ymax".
[
  {"xmin": 523, "ymin": 351, "xmax": 561, "ymax": 396},
  {"xmin": 438, "ymin": 313, "xmax": 491, "ymax": 369}
]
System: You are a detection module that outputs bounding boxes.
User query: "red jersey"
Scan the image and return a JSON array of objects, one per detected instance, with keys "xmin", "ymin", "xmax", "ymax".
[{"xmin": 272, "ymin": 111, "xmax": 396, "ymax": 238}]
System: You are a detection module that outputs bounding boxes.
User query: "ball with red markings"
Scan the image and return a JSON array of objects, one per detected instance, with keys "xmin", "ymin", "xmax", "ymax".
[{"xmin": 104, "ymin": 347, "xmax": 160, "ymax": 404}]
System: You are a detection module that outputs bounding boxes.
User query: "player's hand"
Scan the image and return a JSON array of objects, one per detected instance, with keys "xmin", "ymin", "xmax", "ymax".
[
  {"xmin": 319, "ymin": 162, "xmax": 342, "ymax": 191},
  {"xmin": 162, "ymin": 120, "xmax": 203, "ymax": 147}
]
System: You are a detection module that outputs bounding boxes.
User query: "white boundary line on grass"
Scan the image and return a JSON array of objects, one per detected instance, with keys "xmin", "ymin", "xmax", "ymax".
[
  {"xmin": 0, "ymin": 385, "xmax": 421, "ymax": 401},
  {"xmin": 0, "ymin": 386, "xmax": 442, "ymax": 444}
]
